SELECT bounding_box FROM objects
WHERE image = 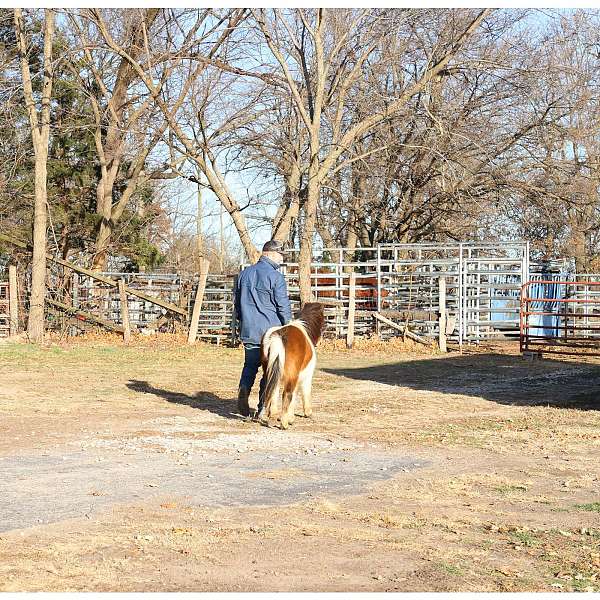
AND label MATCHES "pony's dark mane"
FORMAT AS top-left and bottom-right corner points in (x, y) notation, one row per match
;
(297, 302), (325, 345)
